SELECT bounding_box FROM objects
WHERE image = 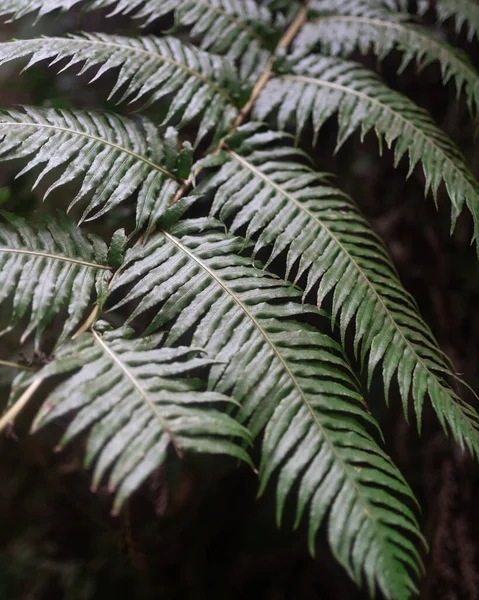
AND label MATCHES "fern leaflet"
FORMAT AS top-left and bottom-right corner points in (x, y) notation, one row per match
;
(110, 218), (422, 600)
(0, 211), (111, 344)
(255, 55), (479, 237)
(0, 108), (191, 230)
(297, 0), (479, 119)
(197, 125), (479, 457)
